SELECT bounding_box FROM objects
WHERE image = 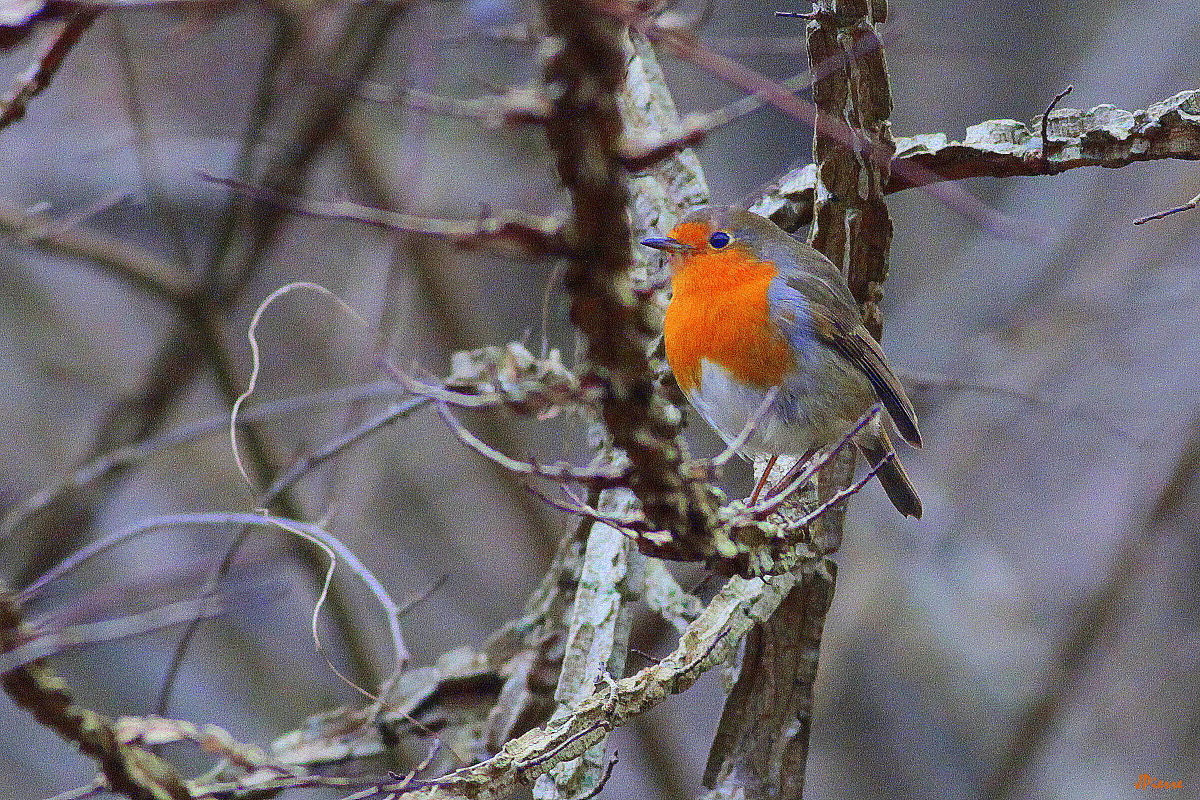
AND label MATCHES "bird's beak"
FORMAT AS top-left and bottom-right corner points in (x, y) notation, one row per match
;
(640, 236), (693, 254)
